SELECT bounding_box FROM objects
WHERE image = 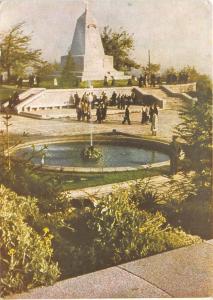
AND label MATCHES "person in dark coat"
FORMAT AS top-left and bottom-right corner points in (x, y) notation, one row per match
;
(170, 136), (181, 175)
(139, 75), (143, 87)
(104, 76), (108, 87)
(17, 77), (23, 88)
(127, 78), (132, 86)
(153, 103), (158, 115)
(122, 105), (131, 125)
(74, 92), (80, 107)
(29, 75), (34, 87)
(141, 105), (147, 124)
(36, 75), (40, 87)
(111, 76), (115, 87)
(149, 105), (155, 123)
(96, 106), (102, 123)
(111, 91), (117, 106)
(117, 94), (121, 109)
(121, 95), (125, 110)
